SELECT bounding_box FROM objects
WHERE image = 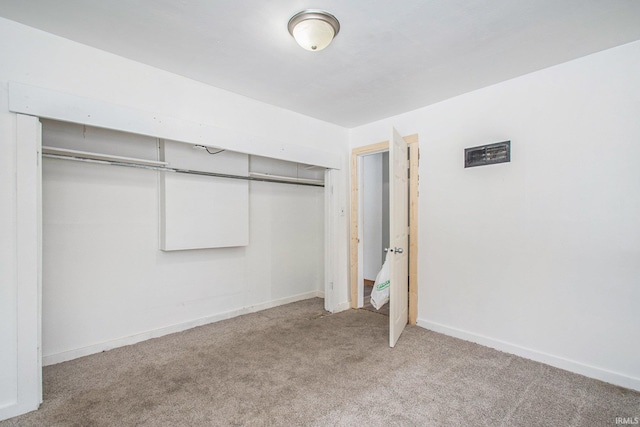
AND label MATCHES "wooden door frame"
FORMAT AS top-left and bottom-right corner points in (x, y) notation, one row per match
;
(350, 134), (419, 325)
